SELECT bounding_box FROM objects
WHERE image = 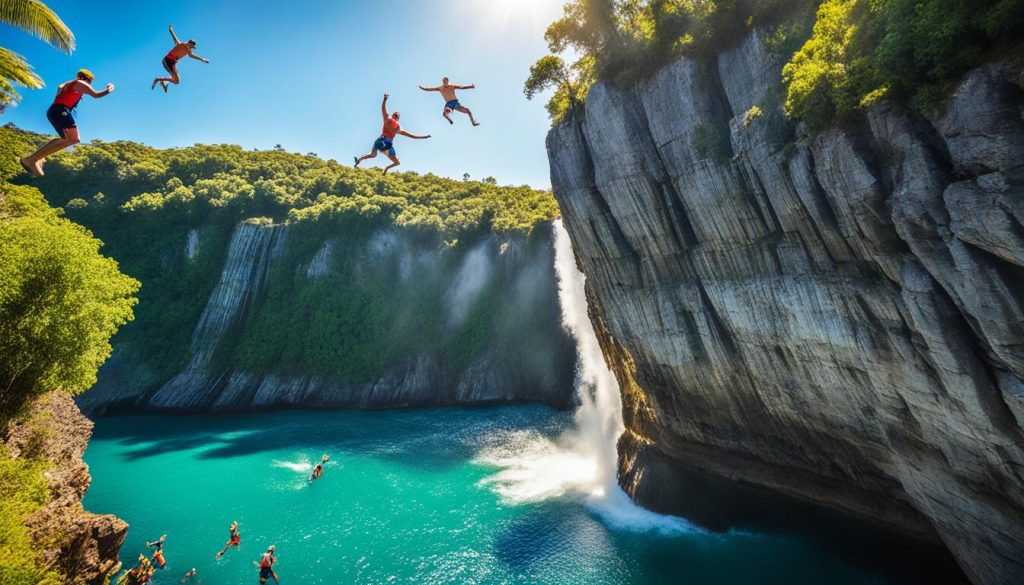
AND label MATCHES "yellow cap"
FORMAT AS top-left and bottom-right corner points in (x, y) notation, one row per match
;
(77, 69), (95, 81)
